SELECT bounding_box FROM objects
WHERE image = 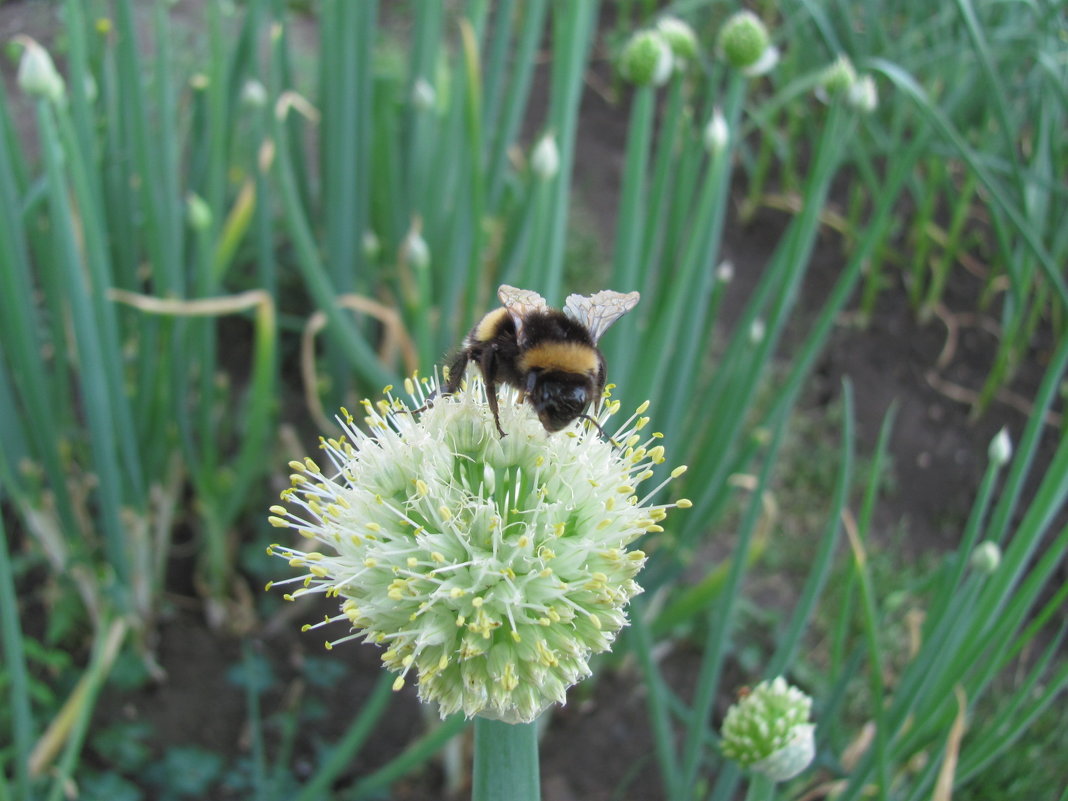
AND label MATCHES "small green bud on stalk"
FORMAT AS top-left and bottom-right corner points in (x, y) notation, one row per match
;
(988, 427), (1012, 467)
(816, 55), (858, 103)
(403, 228), (430, 271)
(718, 12), (779, 76)
(703, 108), (730, 156)
(655, 16), (699, 65)
(241, 79), (268, 109)
(721, 677), (815, 781)
(847, 75), (879, 113)
(186, 194), (213, 231)
(362, 230), (381, 261)
(531, 134), (560, 181)
(16, 37), (65, 103)
(412, 77), (437, 111)
(619, 30), (674, 87)
(970, 541), (1002, 575)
